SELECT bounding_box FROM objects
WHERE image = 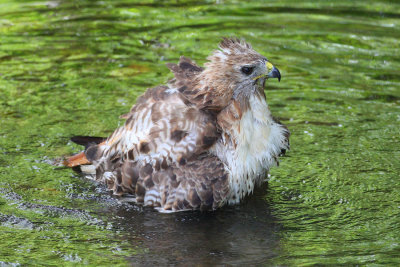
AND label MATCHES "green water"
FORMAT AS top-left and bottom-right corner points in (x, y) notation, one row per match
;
(0, 0), (399, 265)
